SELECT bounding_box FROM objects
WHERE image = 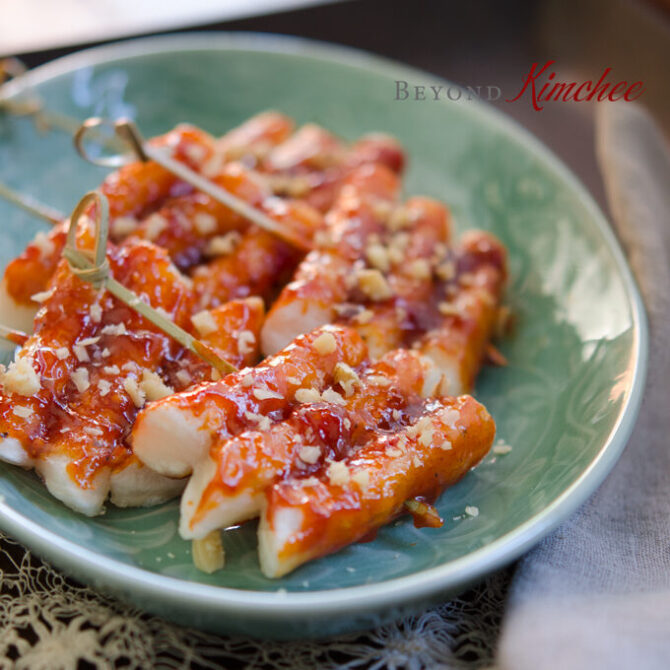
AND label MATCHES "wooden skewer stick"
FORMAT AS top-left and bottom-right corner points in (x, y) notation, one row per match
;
(0, 179), (64, 225)
(62, 190), (238, 376)
(0, 324), (29, 347)
(73, 117), (312, 252)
